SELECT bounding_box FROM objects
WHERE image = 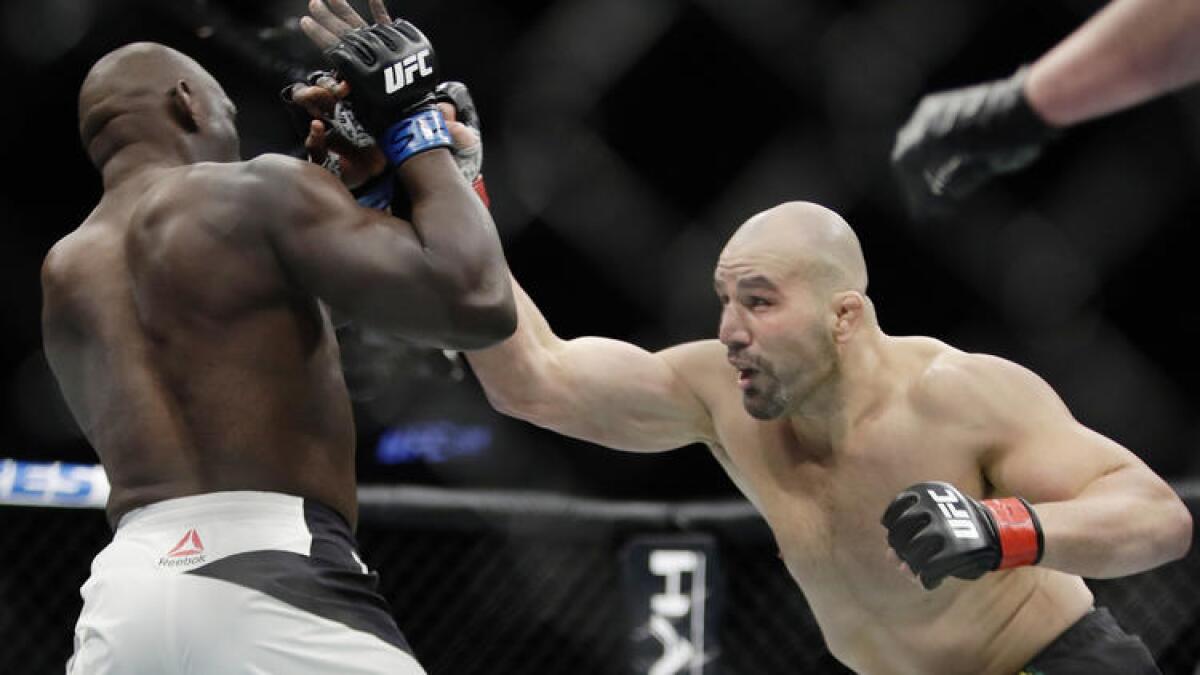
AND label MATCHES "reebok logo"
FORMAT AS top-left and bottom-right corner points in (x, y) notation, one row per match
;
(384, 50), (433, 94)
(158, 528), (207, 568)
(927, 487), (980, 540)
